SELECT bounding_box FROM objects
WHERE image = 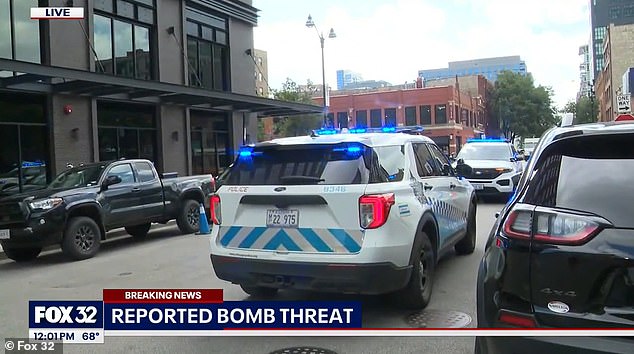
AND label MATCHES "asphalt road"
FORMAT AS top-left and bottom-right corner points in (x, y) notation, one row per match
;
(0, 201), (505, 354)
